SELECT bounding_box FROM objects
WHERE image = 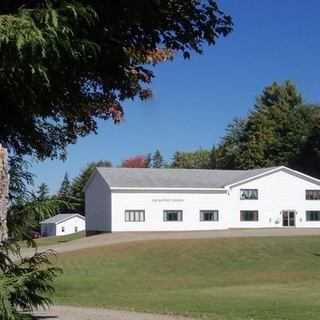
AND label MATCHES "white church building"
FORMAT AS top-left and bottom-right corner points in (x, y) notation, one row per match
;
(84, 166), (320, 233)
